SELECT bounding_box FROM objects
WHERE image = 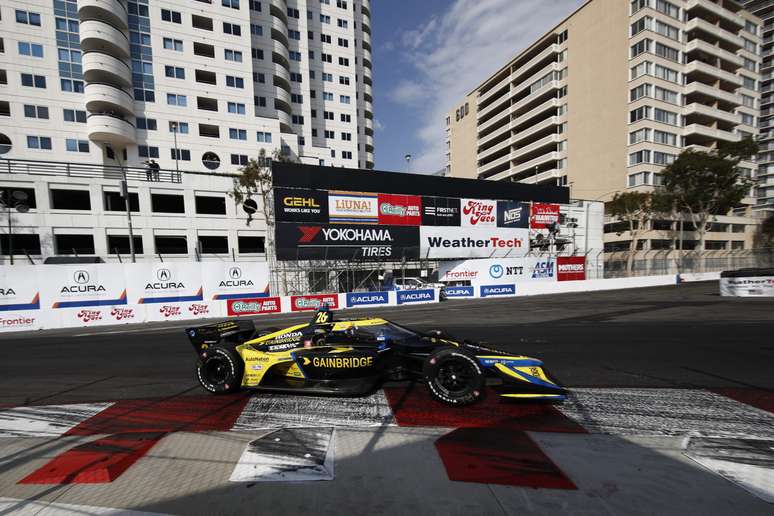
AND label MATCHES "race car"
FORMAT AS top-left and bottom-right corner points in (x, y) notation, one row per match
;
(185, 306), (566, 406)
